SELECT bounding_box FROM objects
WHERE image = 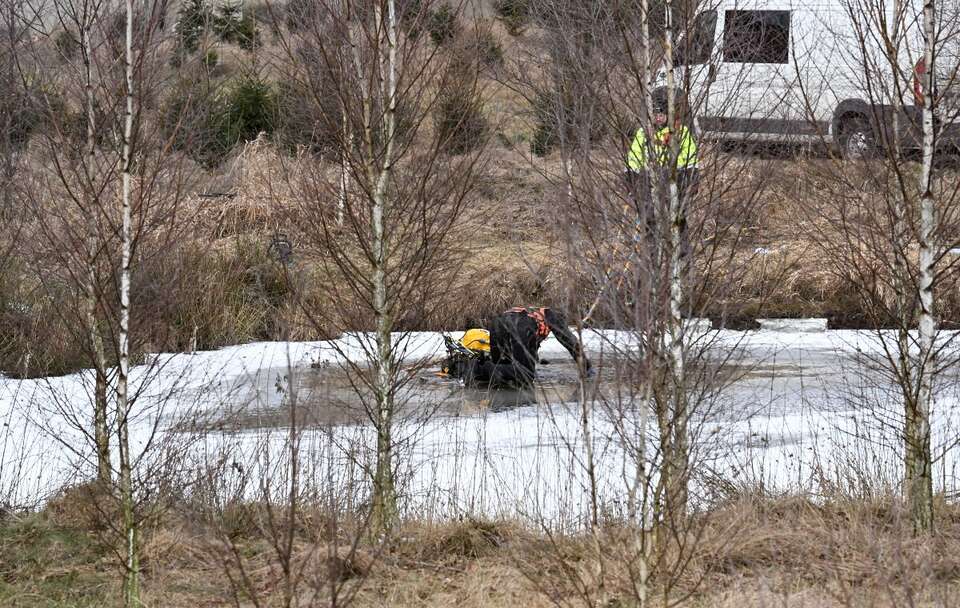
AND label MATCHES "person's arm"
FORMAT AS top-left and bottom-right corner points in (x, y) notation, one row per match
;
(627, 128), (646, 171)
(543, 308), (591, 371)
